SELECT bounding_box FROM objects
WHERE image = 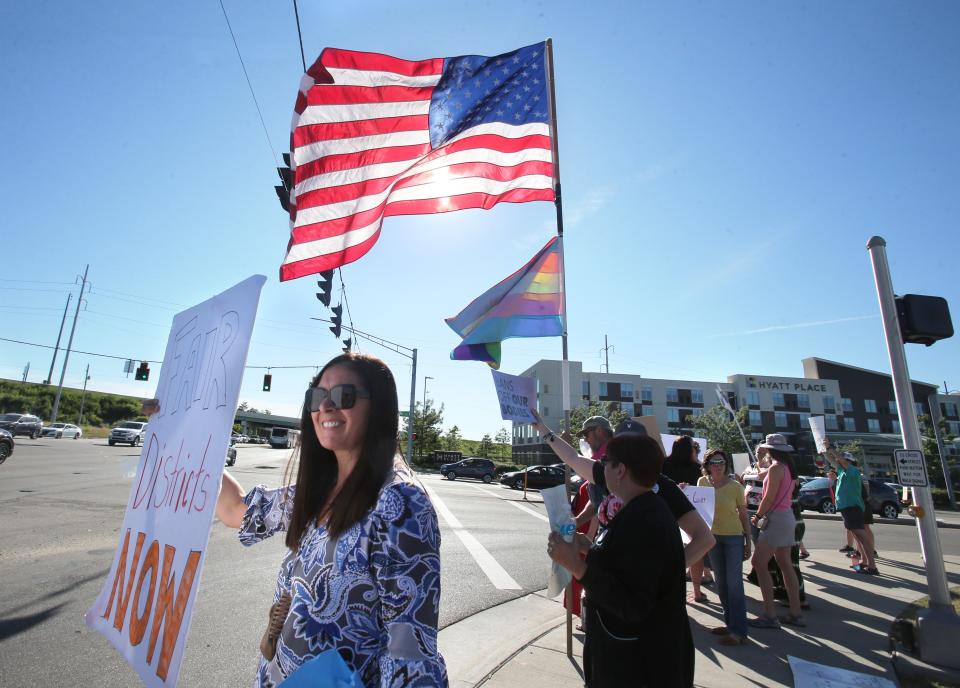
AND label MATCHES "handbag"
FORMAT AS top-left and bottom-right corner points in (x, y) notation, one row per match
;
(260, 592), (292, 661)
(755, 514), (769, 531)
